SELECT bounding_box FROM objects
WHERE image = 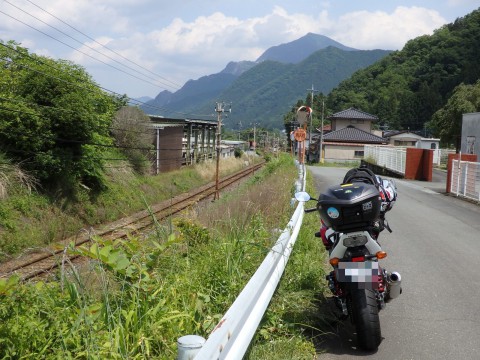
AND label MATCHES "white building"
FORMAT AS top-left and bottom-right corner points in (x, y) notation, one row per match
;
(384, 130), (440, 150)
